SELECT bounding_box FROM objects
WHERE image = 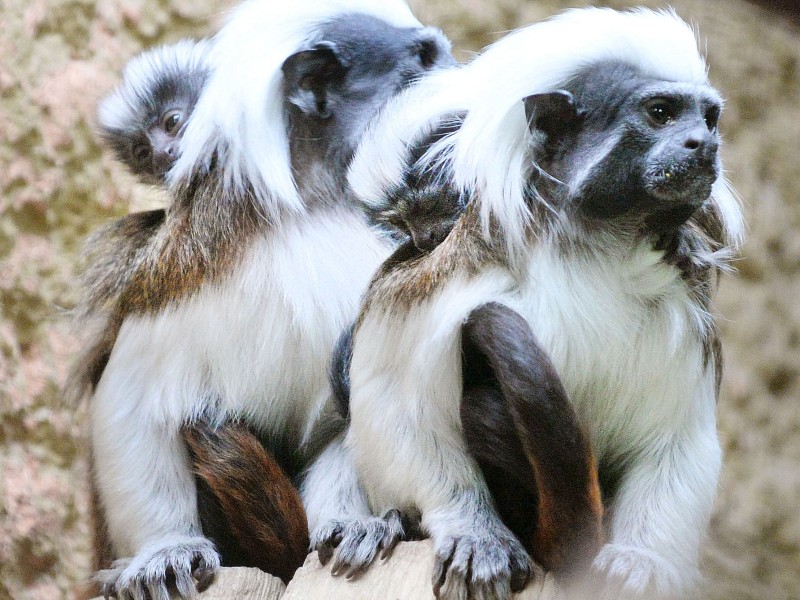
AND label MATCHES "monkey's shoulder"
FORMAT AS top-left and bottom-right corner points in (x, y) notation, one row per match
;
(363, 211), (501, 313)
(79, 209), (167, 314)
